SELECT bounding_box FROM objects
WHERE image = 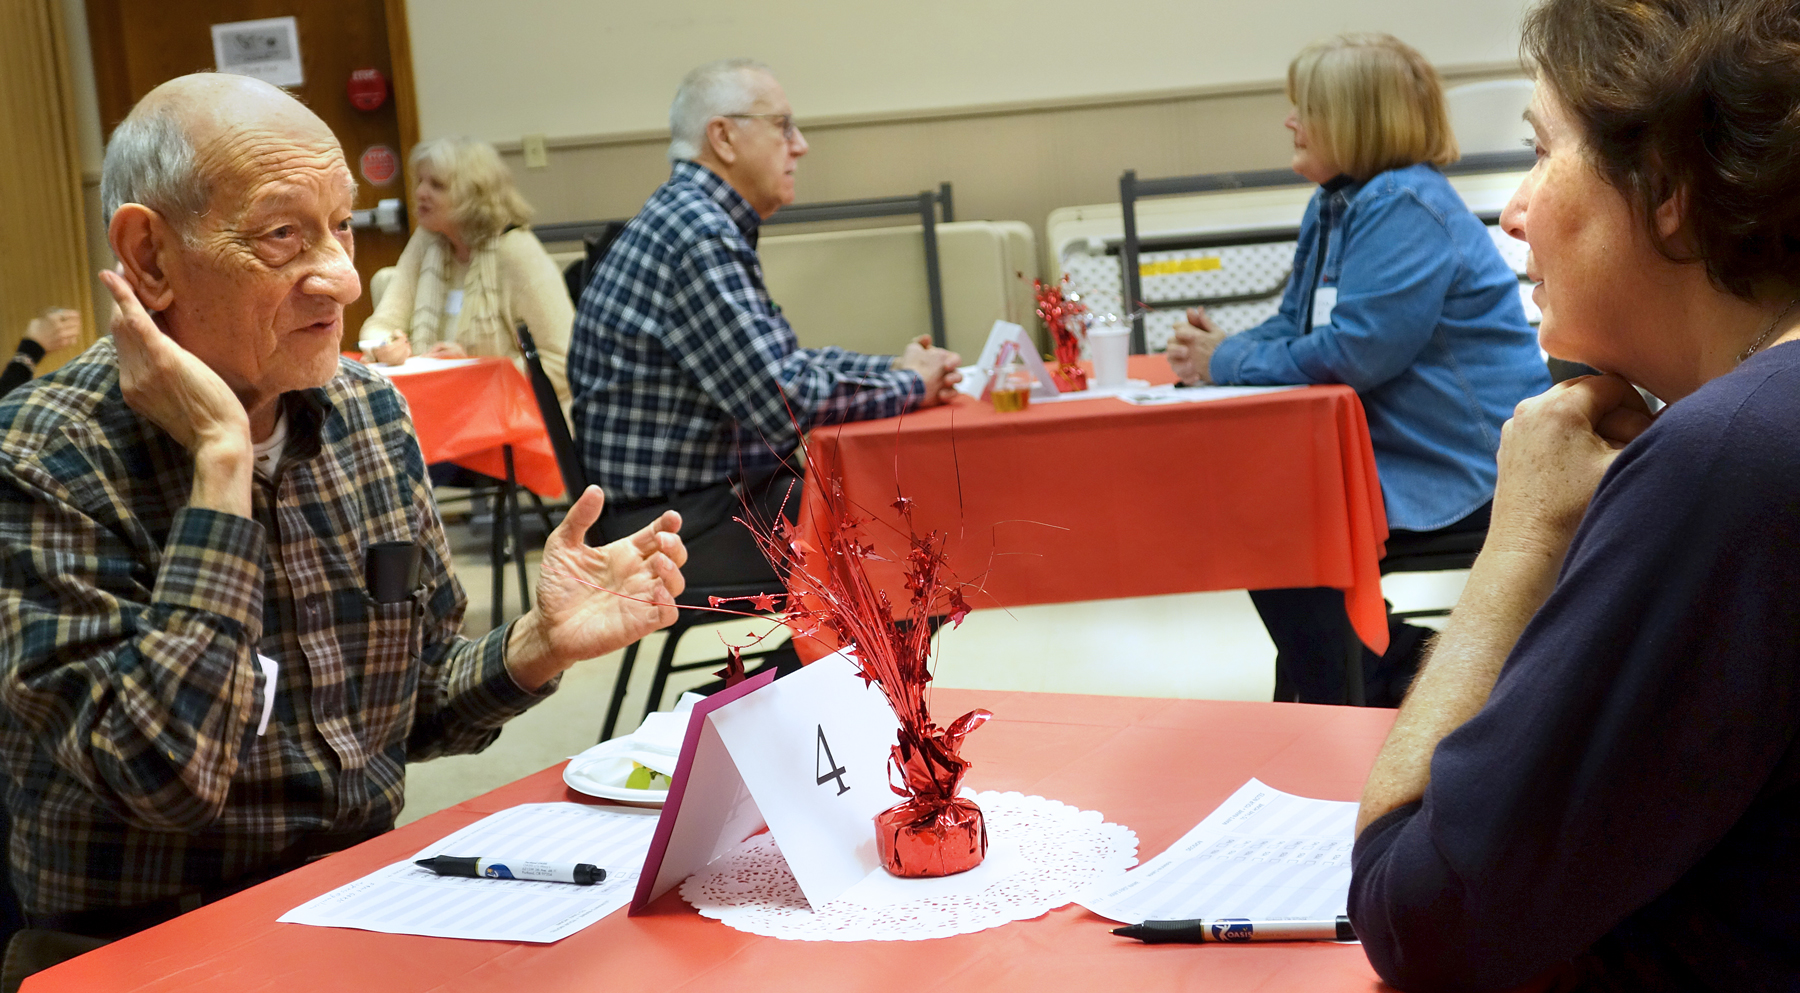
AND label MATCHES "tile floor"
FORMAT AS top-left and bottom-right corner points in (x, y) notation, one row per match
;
(396, 508), (1467, 826)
